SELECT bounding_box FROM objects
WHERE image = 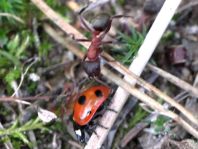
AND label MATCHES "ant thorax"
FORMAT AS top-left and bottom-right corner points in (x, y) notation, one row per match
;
(87, 36), (102, 61)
